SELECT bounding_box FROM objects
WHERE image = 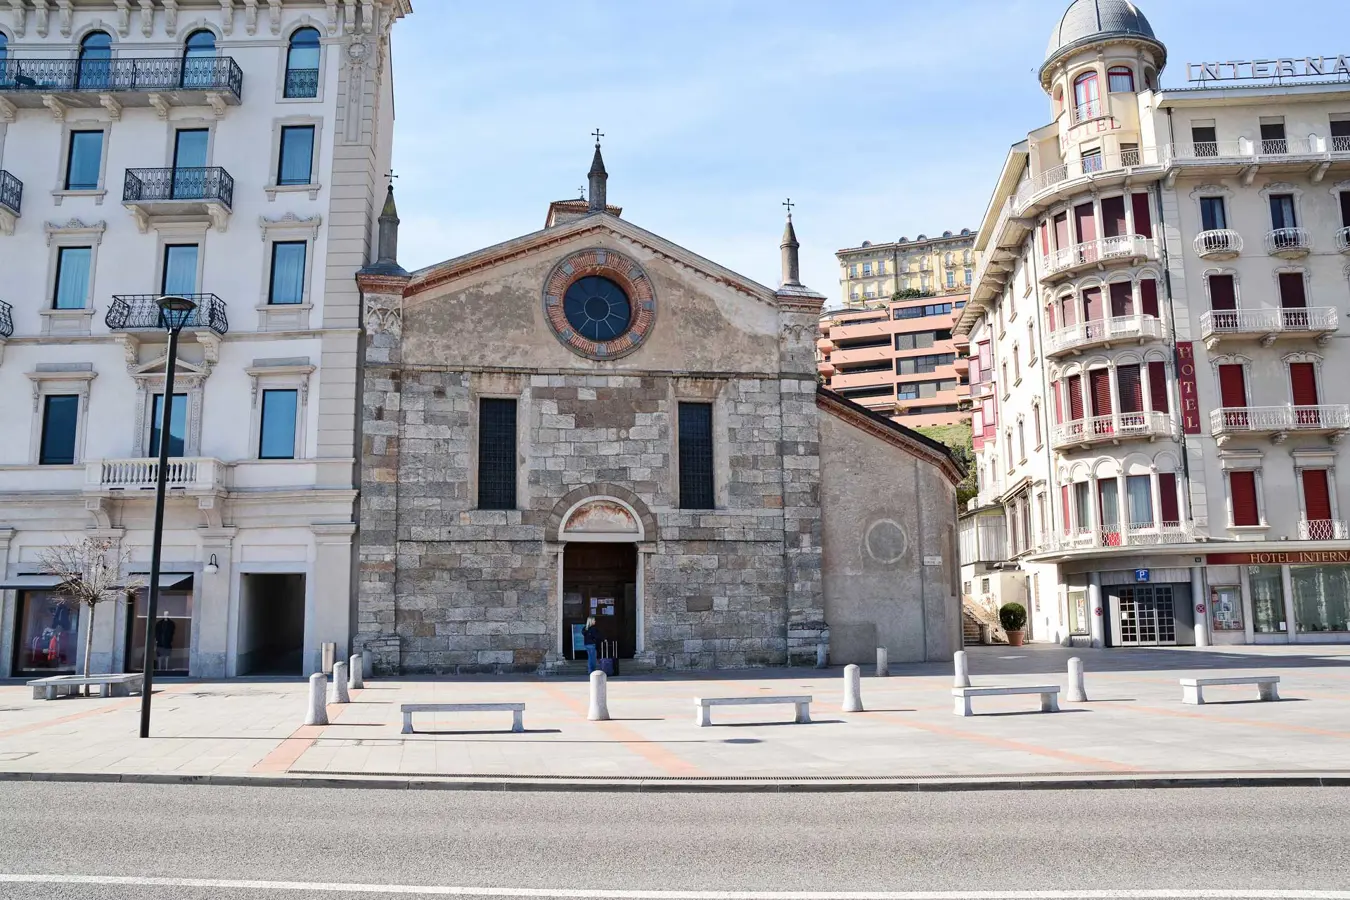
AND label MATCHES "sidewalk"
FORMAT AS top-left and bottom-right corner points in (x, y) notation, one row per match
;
(2, 644), (1348, 787)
